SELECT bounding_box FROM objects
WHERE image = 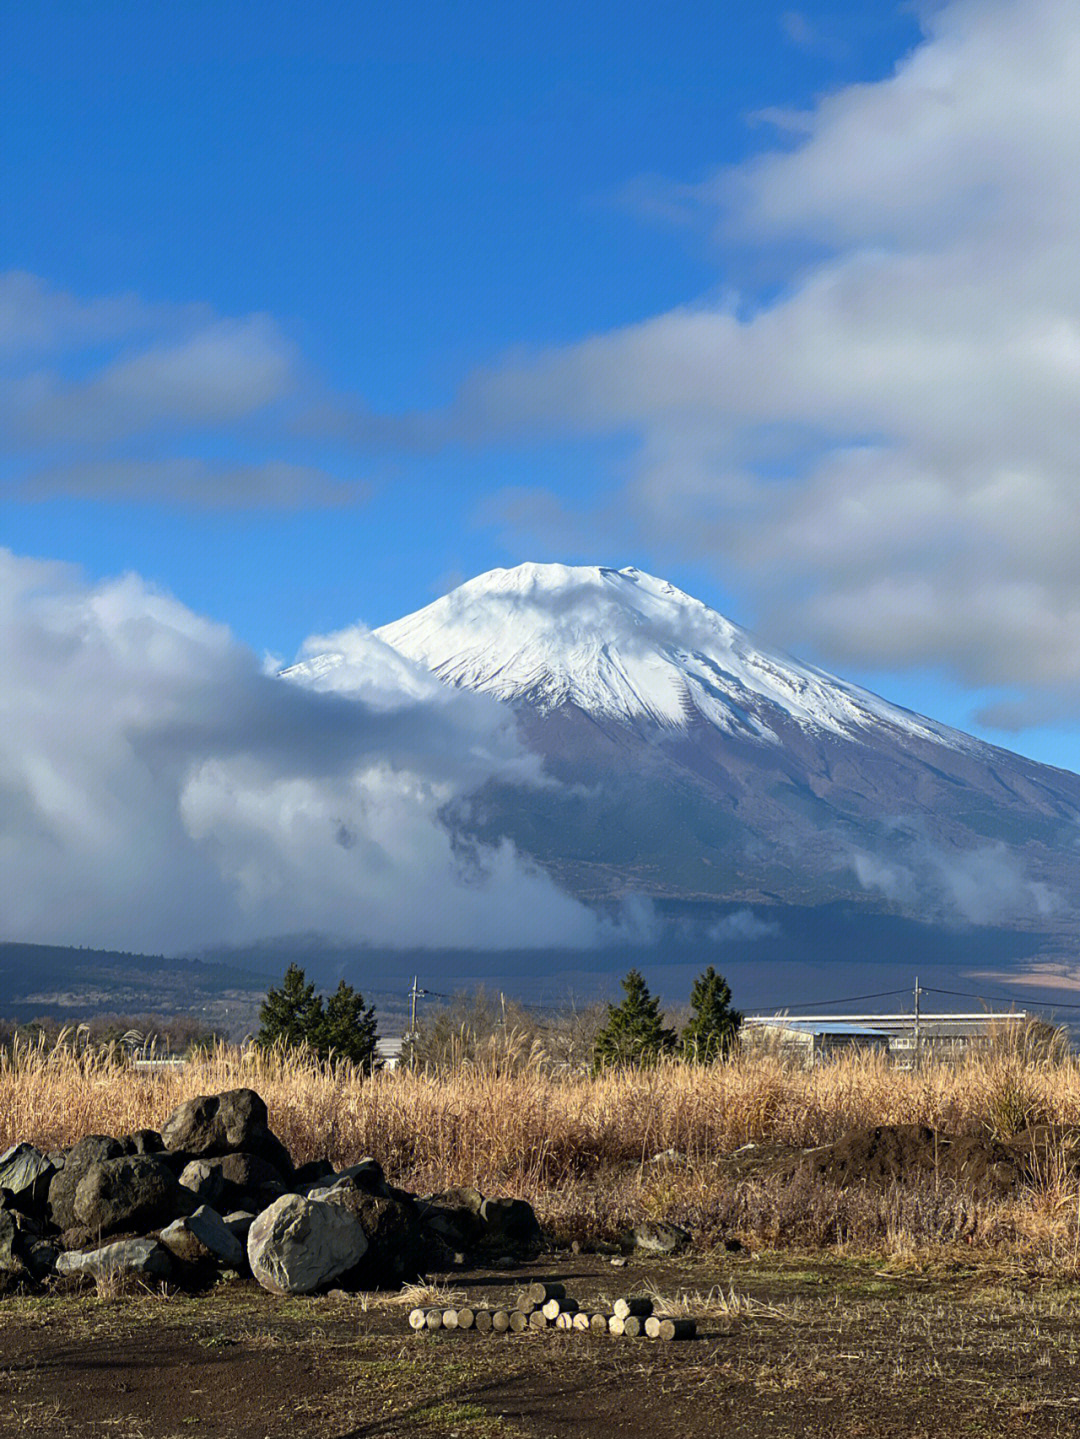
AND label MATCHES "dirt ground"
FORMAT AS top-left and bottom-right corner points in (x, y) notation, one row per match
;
(3, 1250), (1080, 1438)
